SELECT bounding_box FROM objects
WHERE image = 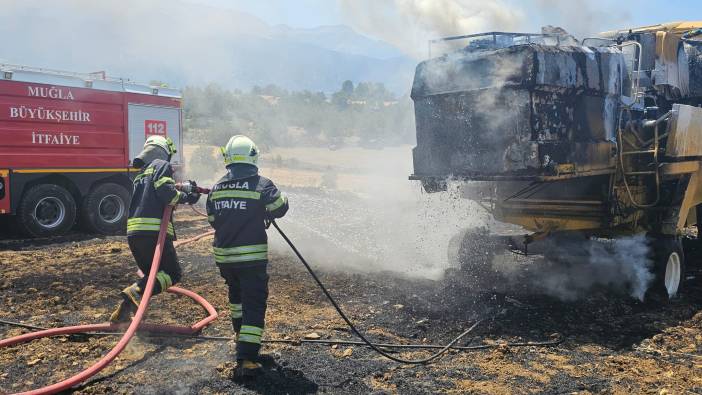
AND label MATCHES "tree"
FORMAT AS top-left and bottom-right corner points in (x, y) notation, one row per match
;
(341, 80), (354, 95)
(182, 80), (415, 149)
